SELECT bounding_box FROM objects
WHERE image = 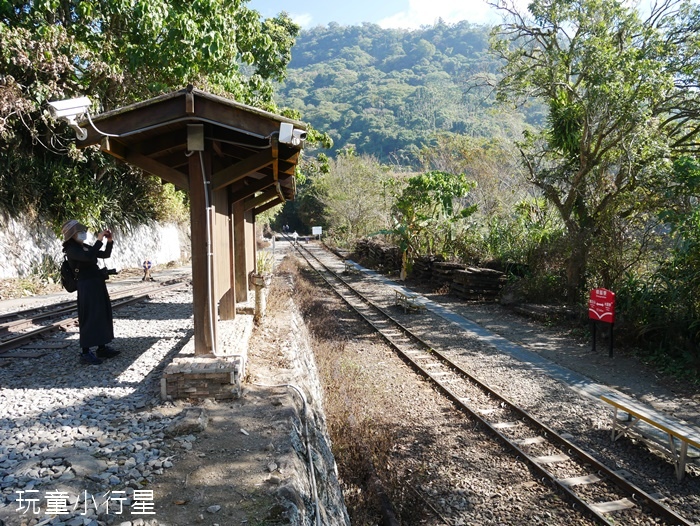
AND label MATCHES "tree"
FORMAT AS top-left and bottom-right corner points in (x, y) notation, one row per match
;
(309, 150), (393, 246)
(390, 170), (477, 277)
(489, 0), (700, 301)
(418, 133), (531, 217)
(0, 0), (299, 229)
(274, 21), (514, 167)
